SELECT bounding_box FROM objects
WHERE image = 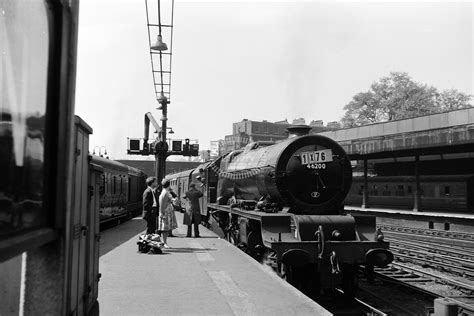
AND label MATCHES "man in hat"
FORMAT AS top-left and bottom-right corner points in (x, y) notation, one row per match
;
(183, 183), (203, 237)
(142, 177), (158, 234)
